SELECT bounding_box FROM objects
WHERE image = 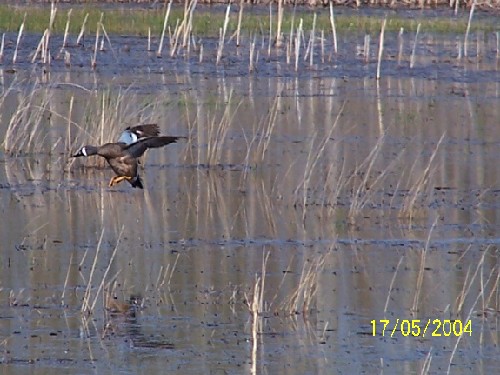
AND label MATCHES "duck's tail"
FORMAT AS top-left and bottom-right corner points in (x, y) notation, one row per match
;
(129, 175), (144, 189)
